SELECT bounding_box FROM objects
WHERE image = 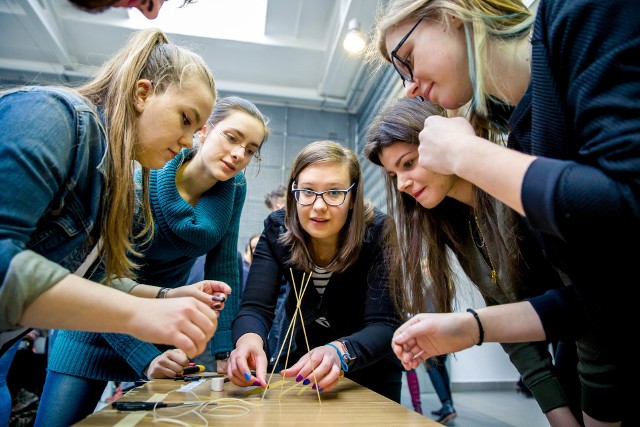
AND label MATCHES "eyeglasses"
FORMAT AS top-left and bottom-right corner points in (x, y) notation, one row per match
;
(291, 182), (356, 206)
(390, 18), (423, 87)
(211, 125), (262, 161)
